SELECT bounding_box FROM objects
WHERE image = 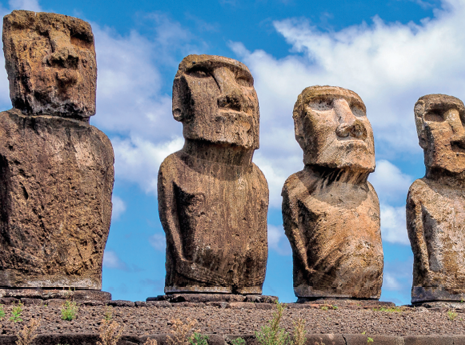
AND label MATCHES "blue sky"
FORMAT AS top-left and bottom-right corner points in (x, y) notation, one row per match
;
(0, 0), (459, 305)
